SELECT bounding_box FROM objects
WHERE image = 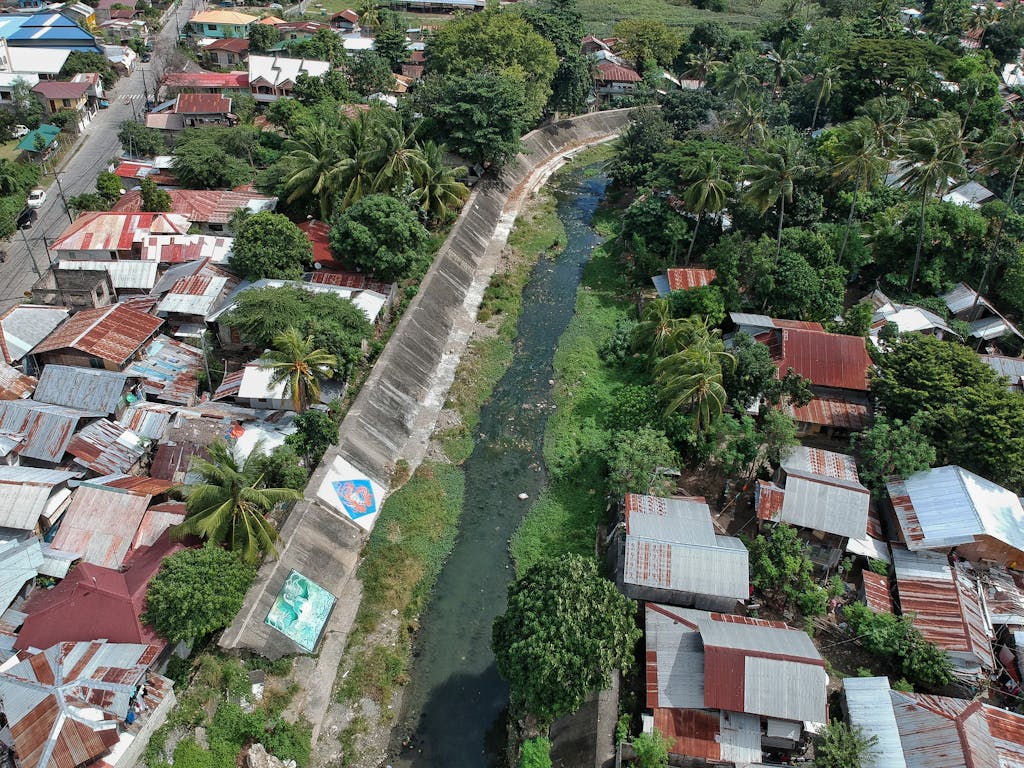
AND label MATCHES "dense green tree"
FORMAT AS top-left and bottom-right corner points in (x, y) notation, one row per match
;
(291, 70), (353, 105)
(516, 0), (582, 57)
(745, 233), (846, 322)
(871, 333), (1024, 492)
(606, 427), (679, 497)
(143, 544), (256, 644)
(287, 27), (342, 63)
(260, 328), (338, 412)
(743, 135), (810, 262)
(230, 212), (313, 281)
(285, 409), (339, 466)
(10, 77), (42, 128)
(659, 89), (720, 138)
(373, 13), (409, 70)
(612, 19), (683, 71)
(247, 23), (281, 53)
(415, 72), (531, 167)
(426, 8), (558, 124)
(173, 440), (302, 563)
(95, 171), (123, 204)
(492, 555), (641, 724)
(346, 51), (394, 96)
(843, 602), (955, 688)
(632, 730), (672, 768)
(814, 722), (878, 768)
(549, 53), (591, 116)
(667, 286), (726, 326)
(140, 177), (171, 212)
(611, 107), (672, 187)
(852, 414), (936, 493)
(519, 737), (552, 768)
(60, 51), (116, 90)
(248, 445), (309, 492)
(118, 120), (165, 157)
(329, 193), (431, 281)
(832, 301), (875, 337)
(172, 133), (252, 189)
(748, 523), (827, 616)
(224, 286), (372, 377)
